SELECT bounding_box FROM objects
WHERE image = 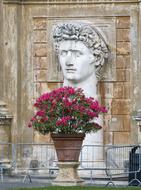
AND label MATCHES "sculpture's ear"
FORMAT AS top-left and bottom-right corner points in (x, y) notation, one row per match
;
(89, 54), (96, 64)
(94, 54), (105, 66)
